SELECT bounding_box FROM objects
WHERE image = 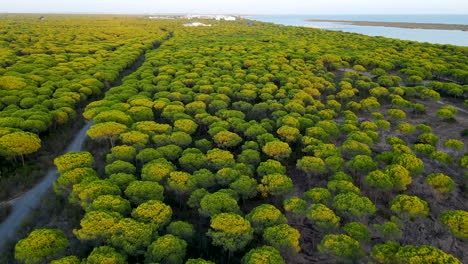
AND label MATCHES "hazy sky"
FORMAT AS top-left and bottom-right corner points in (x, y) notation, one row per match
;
(1, 0), (467, 14)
